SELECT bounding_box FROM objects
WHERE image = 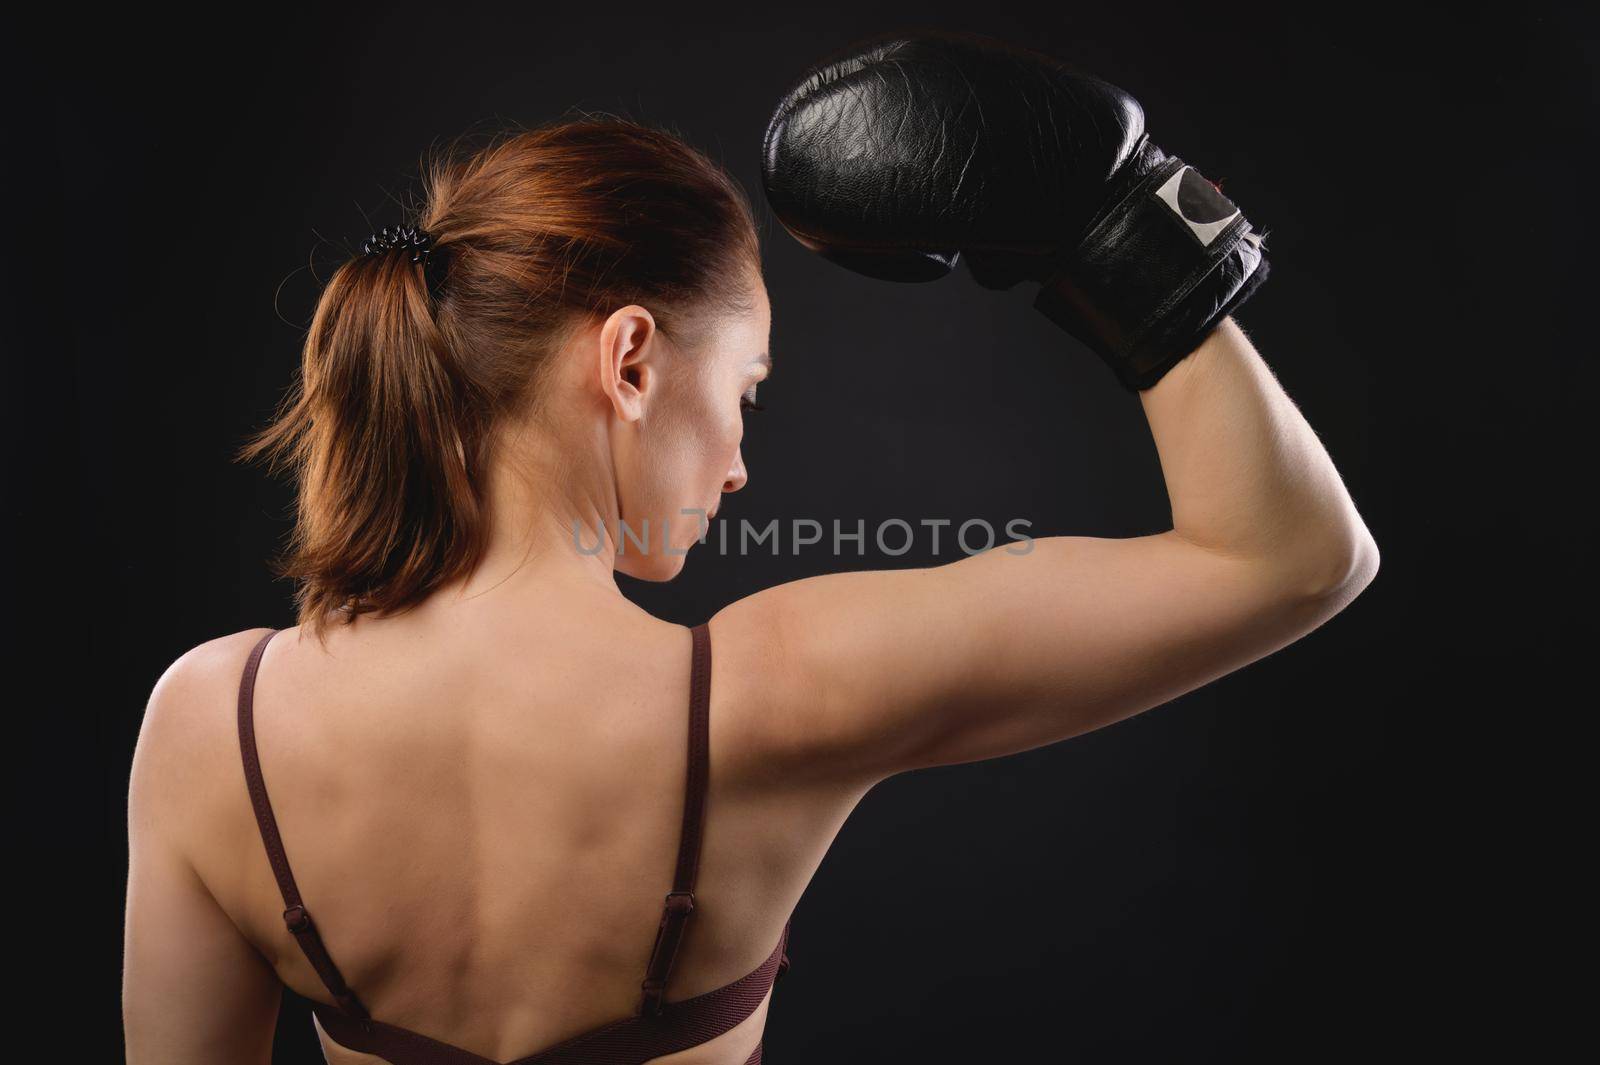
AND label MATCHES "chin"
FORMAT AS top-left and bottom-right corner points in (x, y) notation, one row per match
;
(615, 552), (690, 582)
